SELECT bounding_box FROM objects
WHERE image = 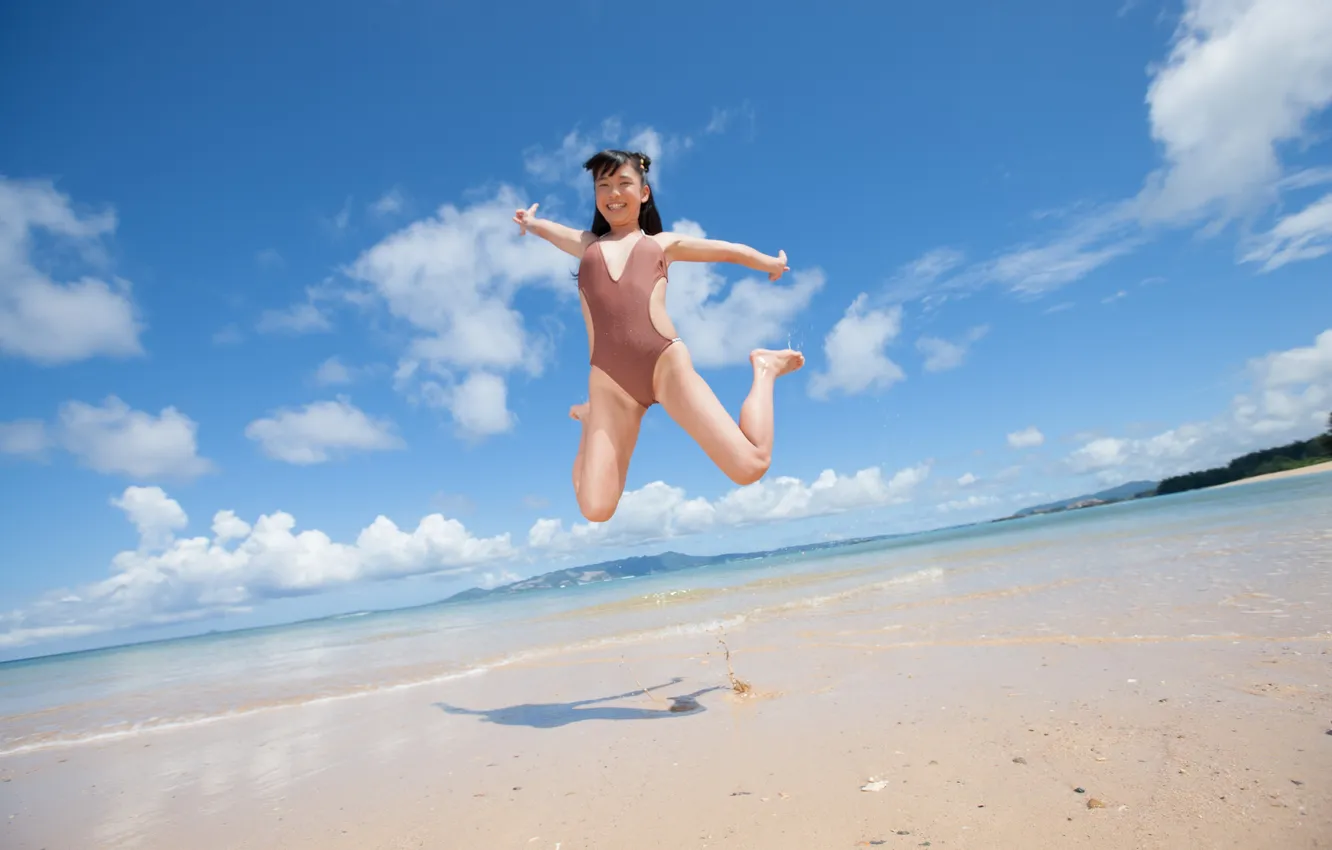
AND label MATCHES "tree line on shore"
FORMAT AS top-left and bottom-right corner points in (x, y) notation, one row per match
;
(1154, 413), (1332, 496)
